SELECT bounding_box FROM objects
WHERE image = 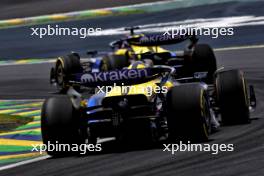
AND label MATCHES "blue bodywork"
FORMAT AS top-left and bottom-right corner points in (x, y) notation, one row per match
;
(87, 93), (105, 108)
(91, 59), (102, 73)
